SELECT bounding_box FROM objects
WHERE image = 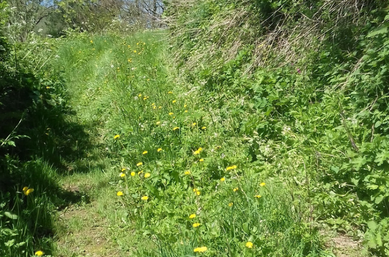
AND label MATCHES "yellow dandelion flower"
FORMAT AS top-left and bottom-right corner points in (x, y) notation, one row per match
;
(185, 110), (188, 113)
(168, 91), (173, 94)
(117, 191), (124, 196)
(119, 173), (126, 178)
(156, 121), (161, 125)
(159, 106), (162, 109)
(192, 122), (196, 126)
(184, 171), (191, 175)
(143, 151), (148, 155)
(24, 188), (34, 196)
(173, 127), (179, 131)
(121, 168), (126, 171)
(226, 165), (237, 171)
(189, 214), (196, 219)
(138, 170), (143, 175)
(138, 93), (142, 97)
(201, 126), (206, 130)
(153, 106), (156, 109)
(172, 100), (176, 103)
(157, 148), (163, 152)
(90, 40), (93, 43)
(233, 187), (239, 192)
(193, 223), (201, 228)
(220, 177), (225, 182)
(199, 159), (204, 162)
(141, 196), (148, 201)
(144, 172), (151, 178)
(137, 162), (143, 166)
(128, 58), (132, 62)
(196, 190), (201, 195)
(35, 250), (44, 256)
(23, 187), (28, 193)
(184, 104), (187, 108)
(131, 172), (135, 176)
(193, 147), (202, 155)
(228, 202), (233, 207)
(134, 50), (137, 53)
(114, 135), (120, 139)
(255, 195), (261, 198)
(194, 247), (207, 253)
(169, 112), (174, 115)
(246, 242), (253, 248)
(260, 182), (266, 187)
